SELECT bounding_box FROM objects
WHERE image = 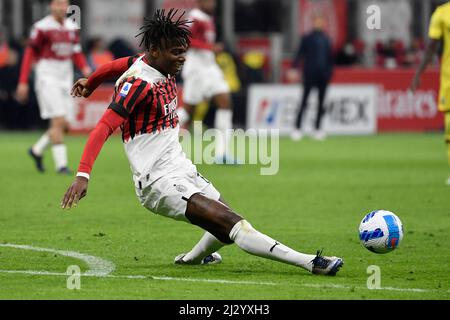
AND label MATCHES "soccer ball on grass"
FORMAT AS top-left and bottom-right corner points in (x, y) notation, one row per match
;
(359, 210), (403, 254)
